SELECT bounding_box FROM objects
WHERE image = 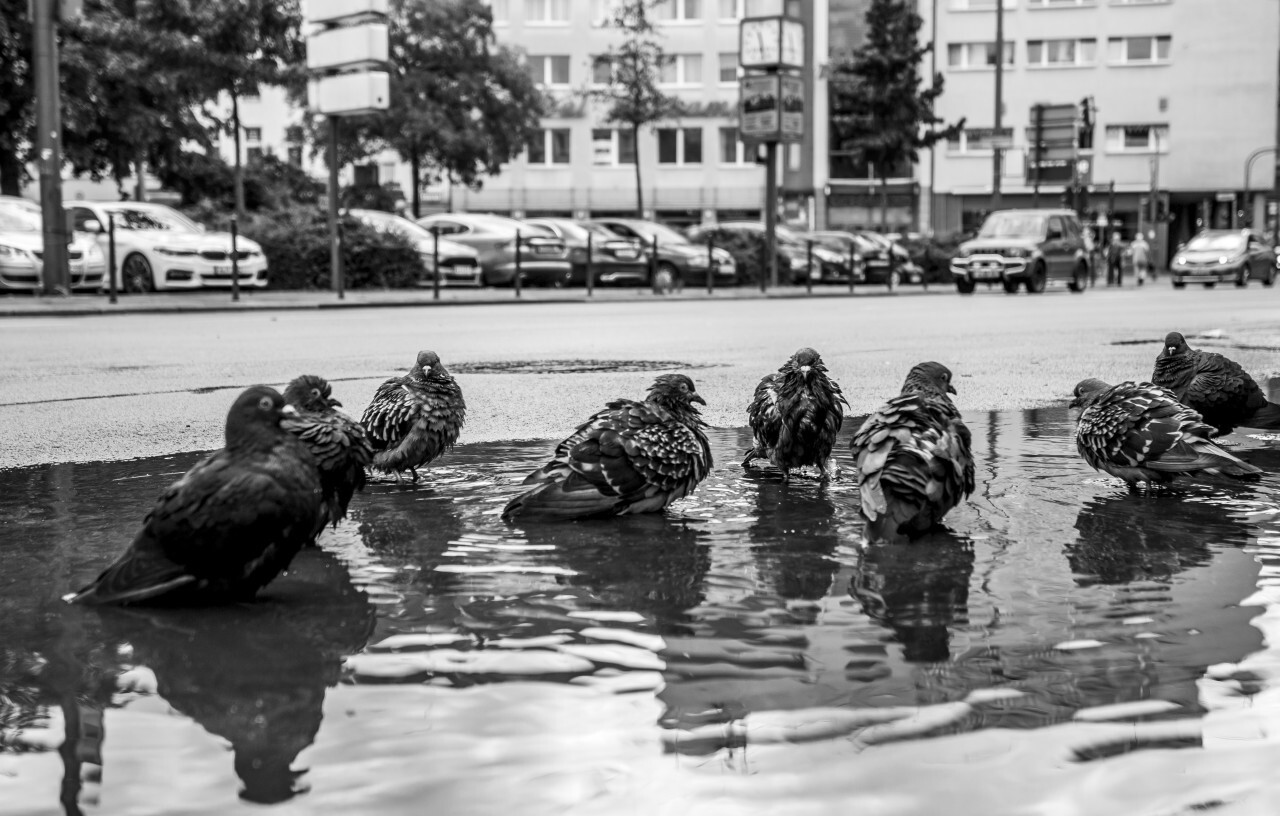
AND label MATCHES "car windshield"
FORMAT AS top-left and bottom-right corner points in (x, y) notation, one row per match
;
(978, 213), (1048, 238)
(533, 221), (588, 241)
(810, 235), (849, 252)
(624, 221), (690, 246)
(0, 201), (41, 232)
(584, 223), (625, 241)
(1185, 233), (1245, 252)
(102, 206), (200, 232)
(355, 210), (431, 241)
